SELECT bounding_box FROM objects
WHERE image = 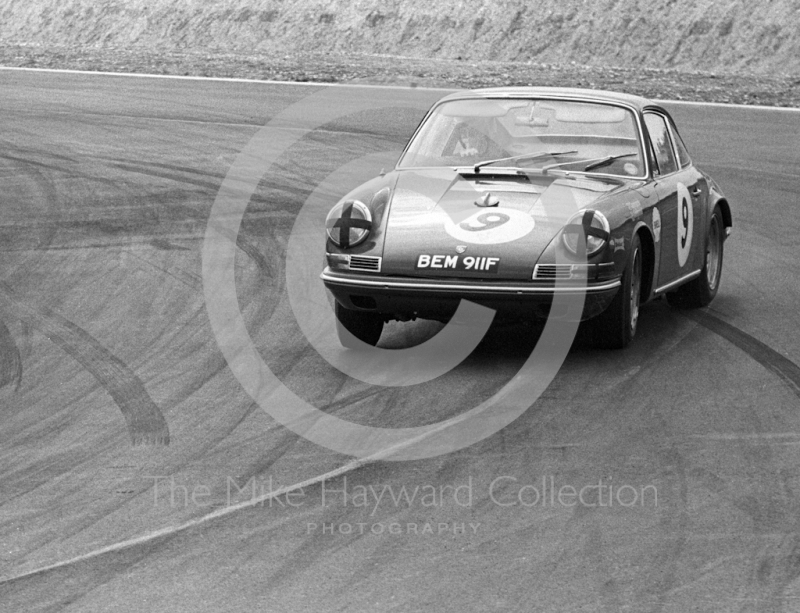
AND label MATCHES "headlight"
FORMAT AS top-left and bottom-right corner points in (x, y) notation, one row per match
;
(325, 200), (372, 248)
(561, 209), (610, 257)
